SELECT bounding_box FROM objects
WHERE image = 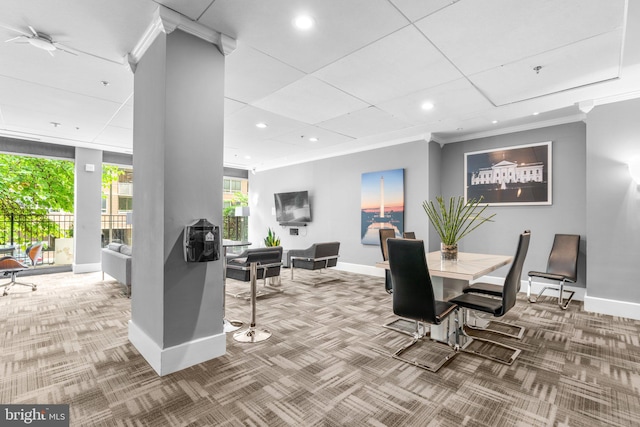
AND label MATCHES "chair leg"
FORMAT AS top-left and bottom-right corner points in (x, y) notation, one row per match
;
(233, 262), (271, 343)
(458, 309), (521, 365)
(1, 272), (37, 296)
(392, 318), (457, 373)
(383, 318), (429, 337)
(529, 277), (575, 310)
(464, 311), (525, 340)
